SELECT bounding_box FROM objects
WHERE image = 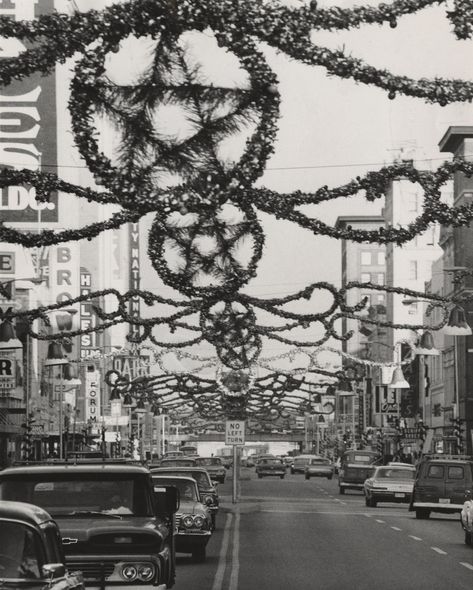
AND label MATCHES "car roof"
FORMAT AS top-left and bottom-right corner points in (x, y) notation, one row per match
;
(0, 464), (150, 475)
(0, 500), (55, 526)
(150, 466), (209, 473)
(151, 475), (197, 484)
